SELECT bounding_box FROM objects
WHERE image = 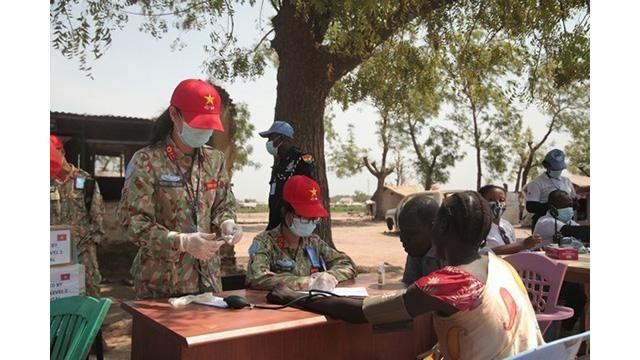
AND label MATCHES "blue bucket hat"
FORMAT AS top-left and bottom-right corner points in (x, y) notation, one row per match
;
(543, 149), (567, 170)
(259, 121), (294, 139)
